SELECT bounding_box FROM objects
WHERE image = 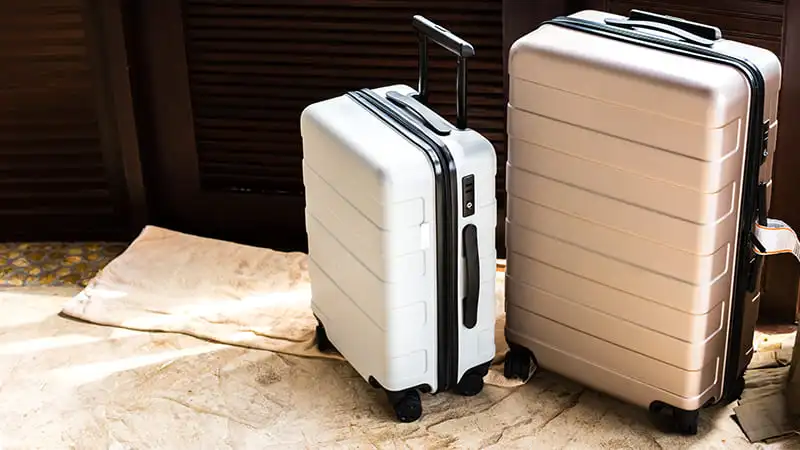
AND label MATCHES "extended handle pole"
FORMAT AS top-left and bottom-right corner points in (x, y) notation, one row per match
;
(412, 15), (475, 130)
(457, 57), (467, 130)
(418, 36), (429, 104)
